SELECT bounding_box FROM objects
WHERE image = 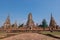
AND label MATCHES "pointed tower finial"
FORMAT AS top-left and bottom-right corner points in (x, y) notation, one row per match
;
(7, 14), (10, 19)
(51, 13), (53, 18)
(28, 12), (32, 20)
(51, 13), (52, 17)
